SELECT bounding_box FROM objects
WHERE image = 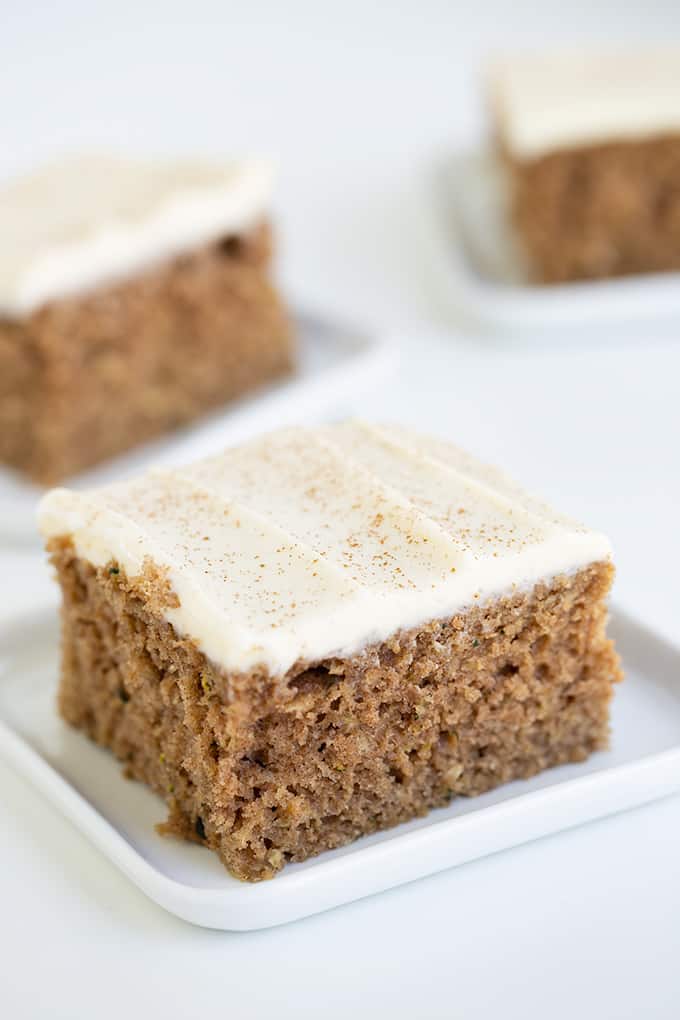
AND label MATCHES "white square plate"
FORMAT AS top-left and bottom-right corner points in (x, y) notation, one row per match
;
(0, 308), (391, 544)
(1, 607), (679, 930)
(436, 151), (680, 331)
